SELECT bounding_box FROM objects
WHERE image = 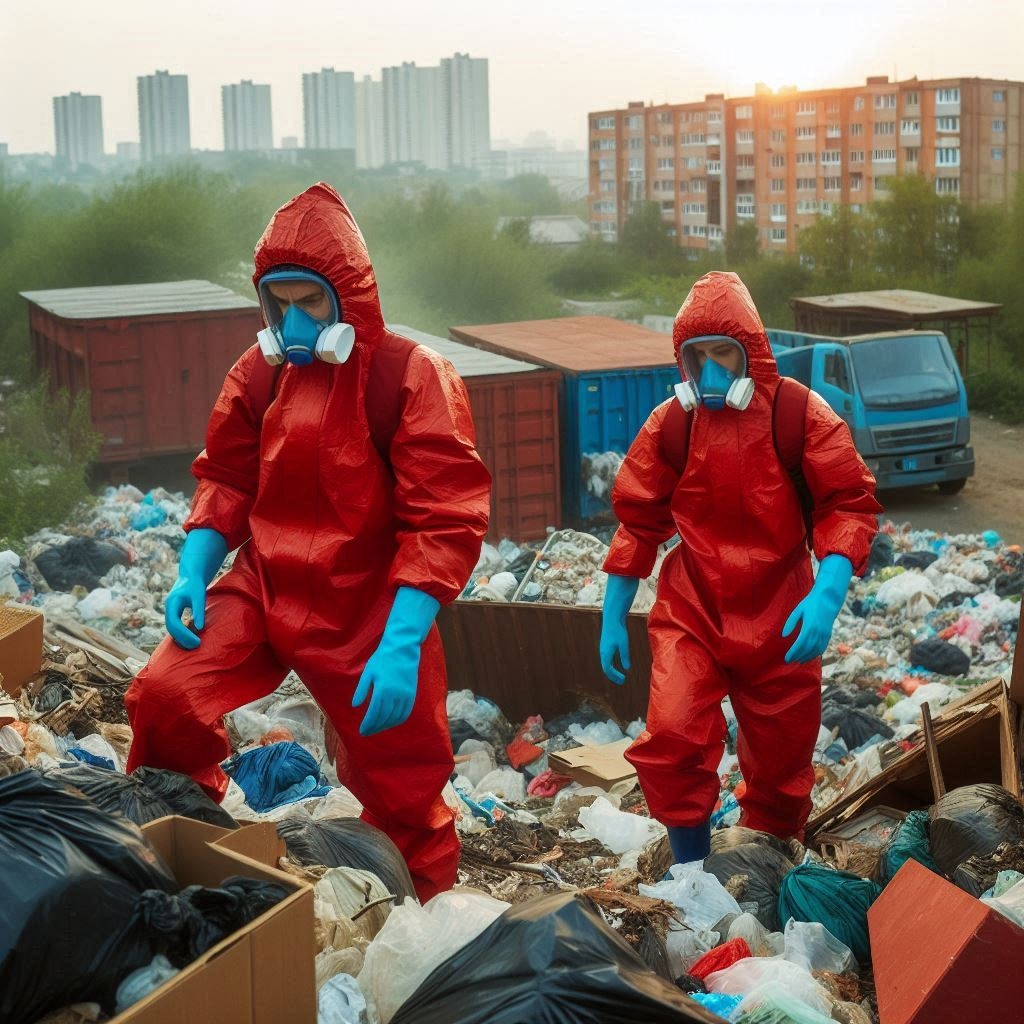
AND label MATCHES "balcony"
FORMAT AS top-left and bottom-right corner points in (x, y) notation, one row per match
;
(706, 160), (722, 174)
